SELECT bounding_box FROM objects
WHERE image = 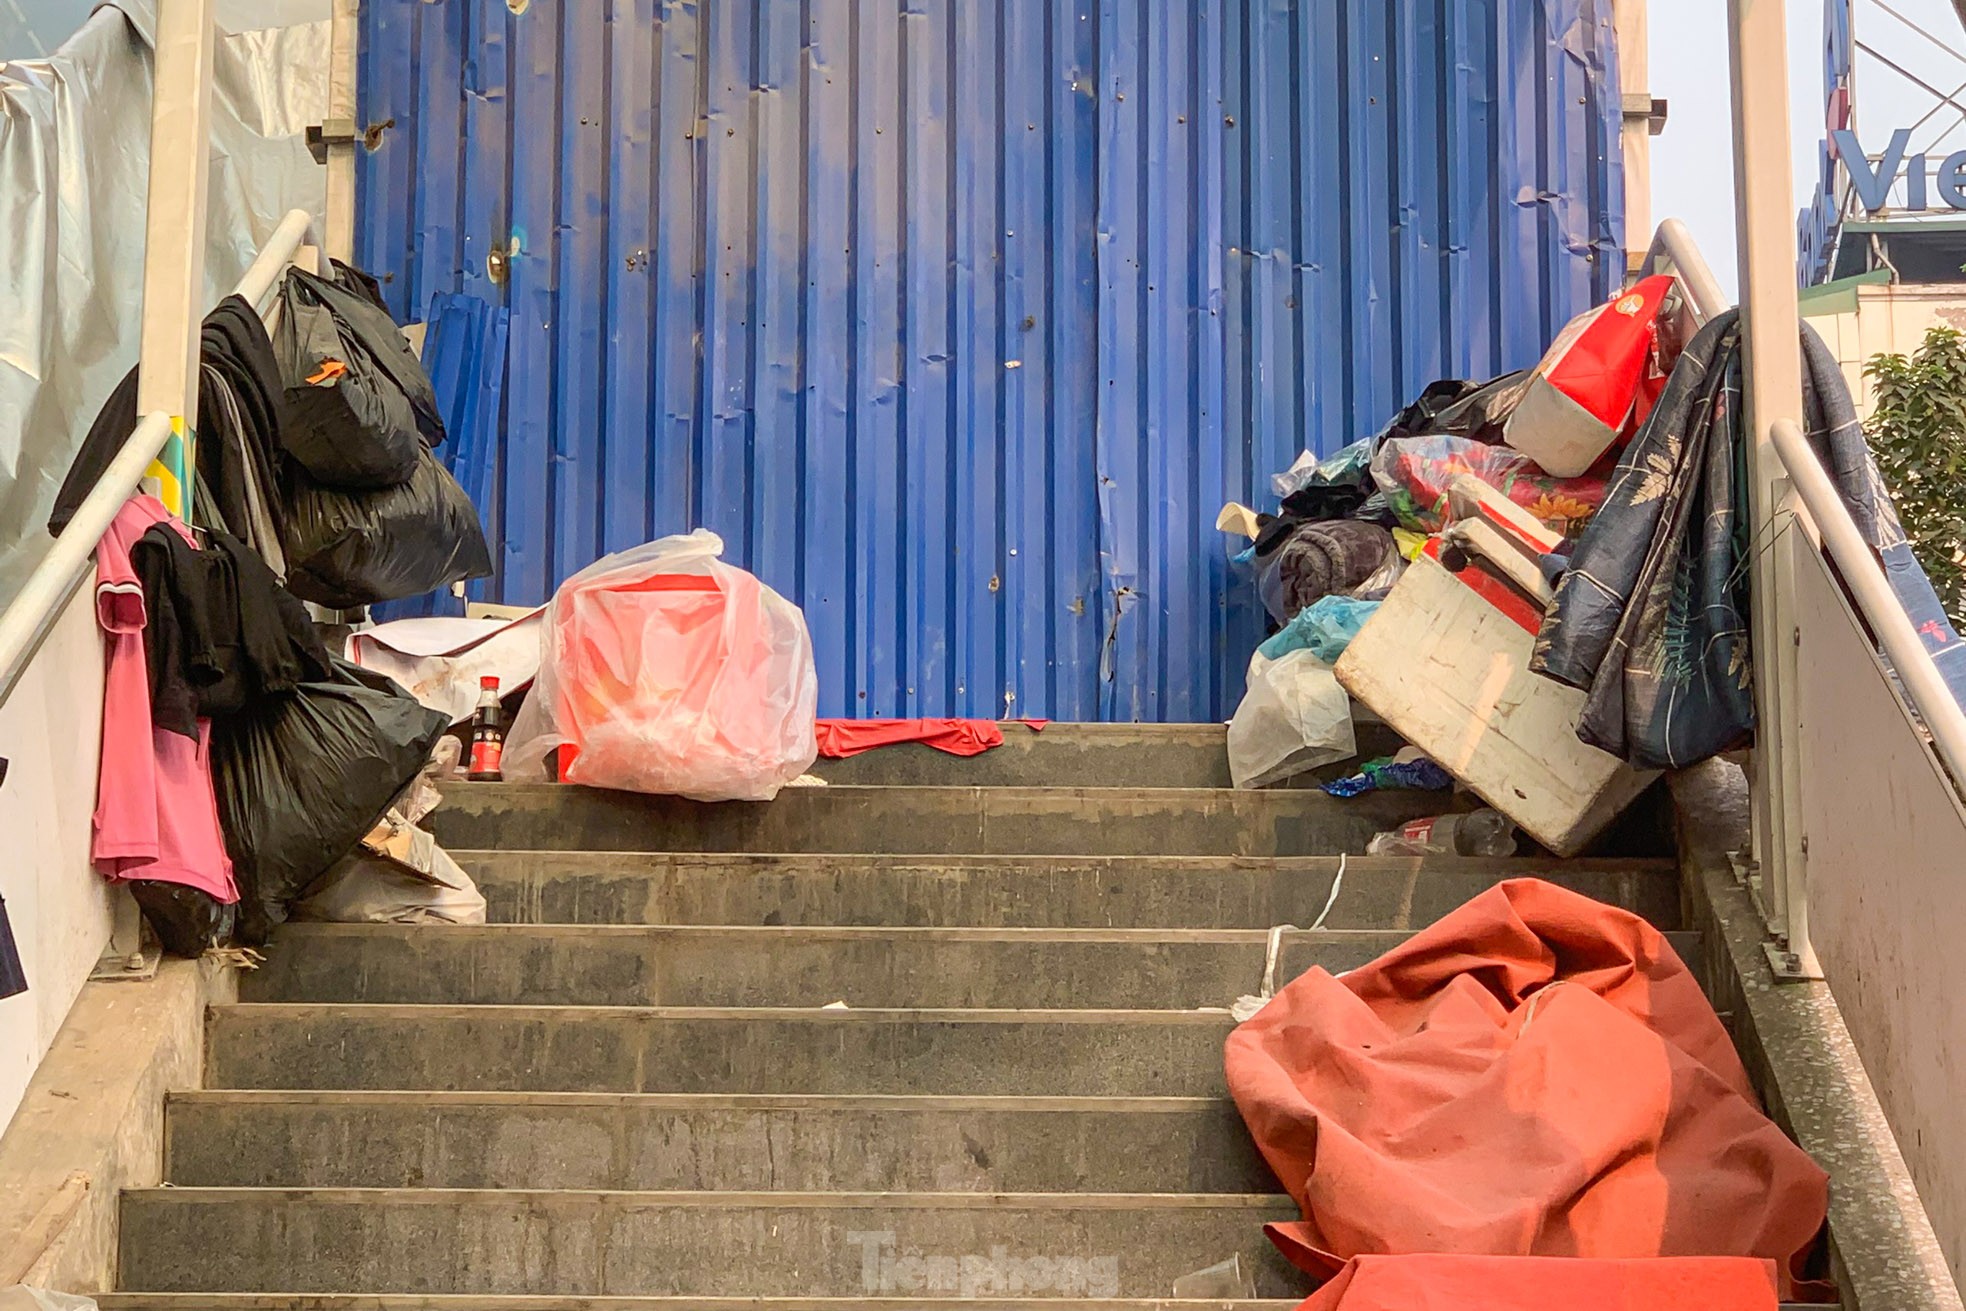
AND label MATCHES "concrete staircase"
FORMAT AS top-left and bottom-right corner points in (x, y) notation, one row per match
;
(105, 724), (1688, 1309)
